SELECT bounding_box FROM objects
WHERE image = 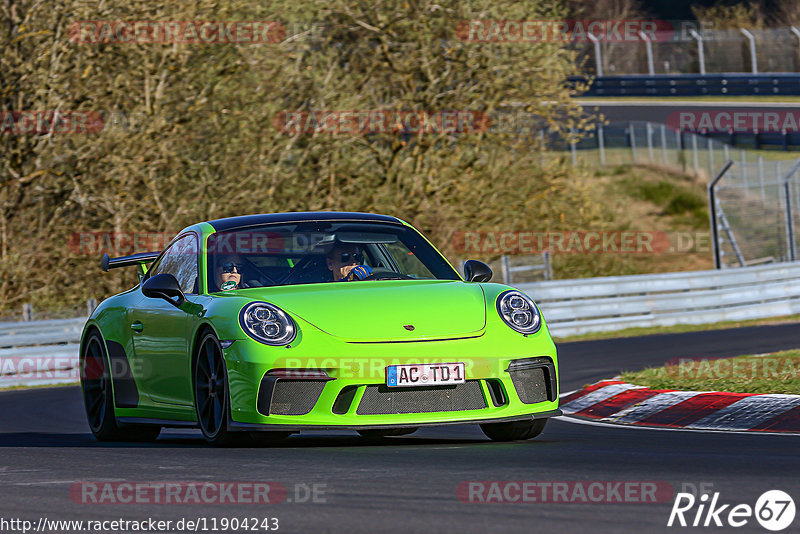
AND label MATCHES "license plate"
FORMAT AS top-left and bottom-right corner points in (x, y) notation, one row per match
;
(386, 362), (465, 387)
